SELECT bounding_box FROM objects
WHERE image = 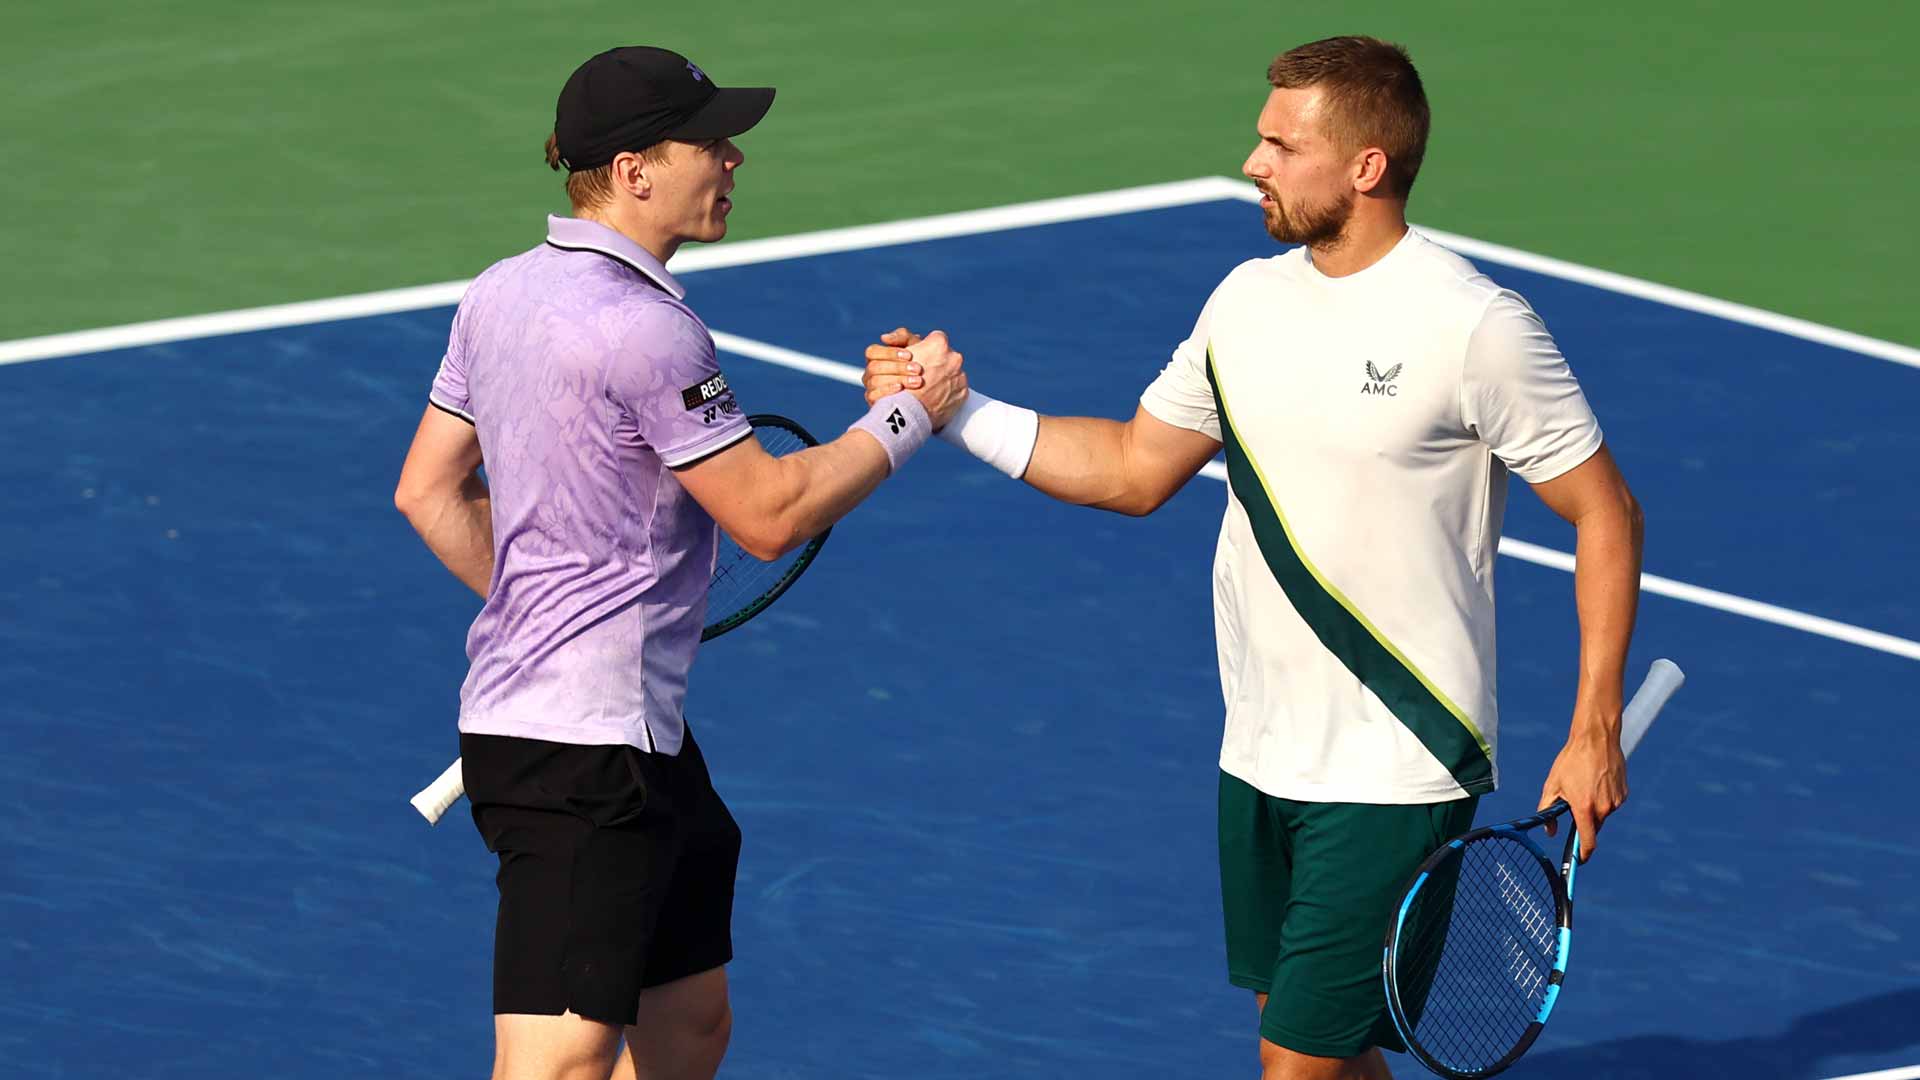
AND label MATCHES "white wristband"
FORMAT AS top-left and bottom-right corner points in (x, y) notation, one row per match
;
(936, 389), (1039, 479)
